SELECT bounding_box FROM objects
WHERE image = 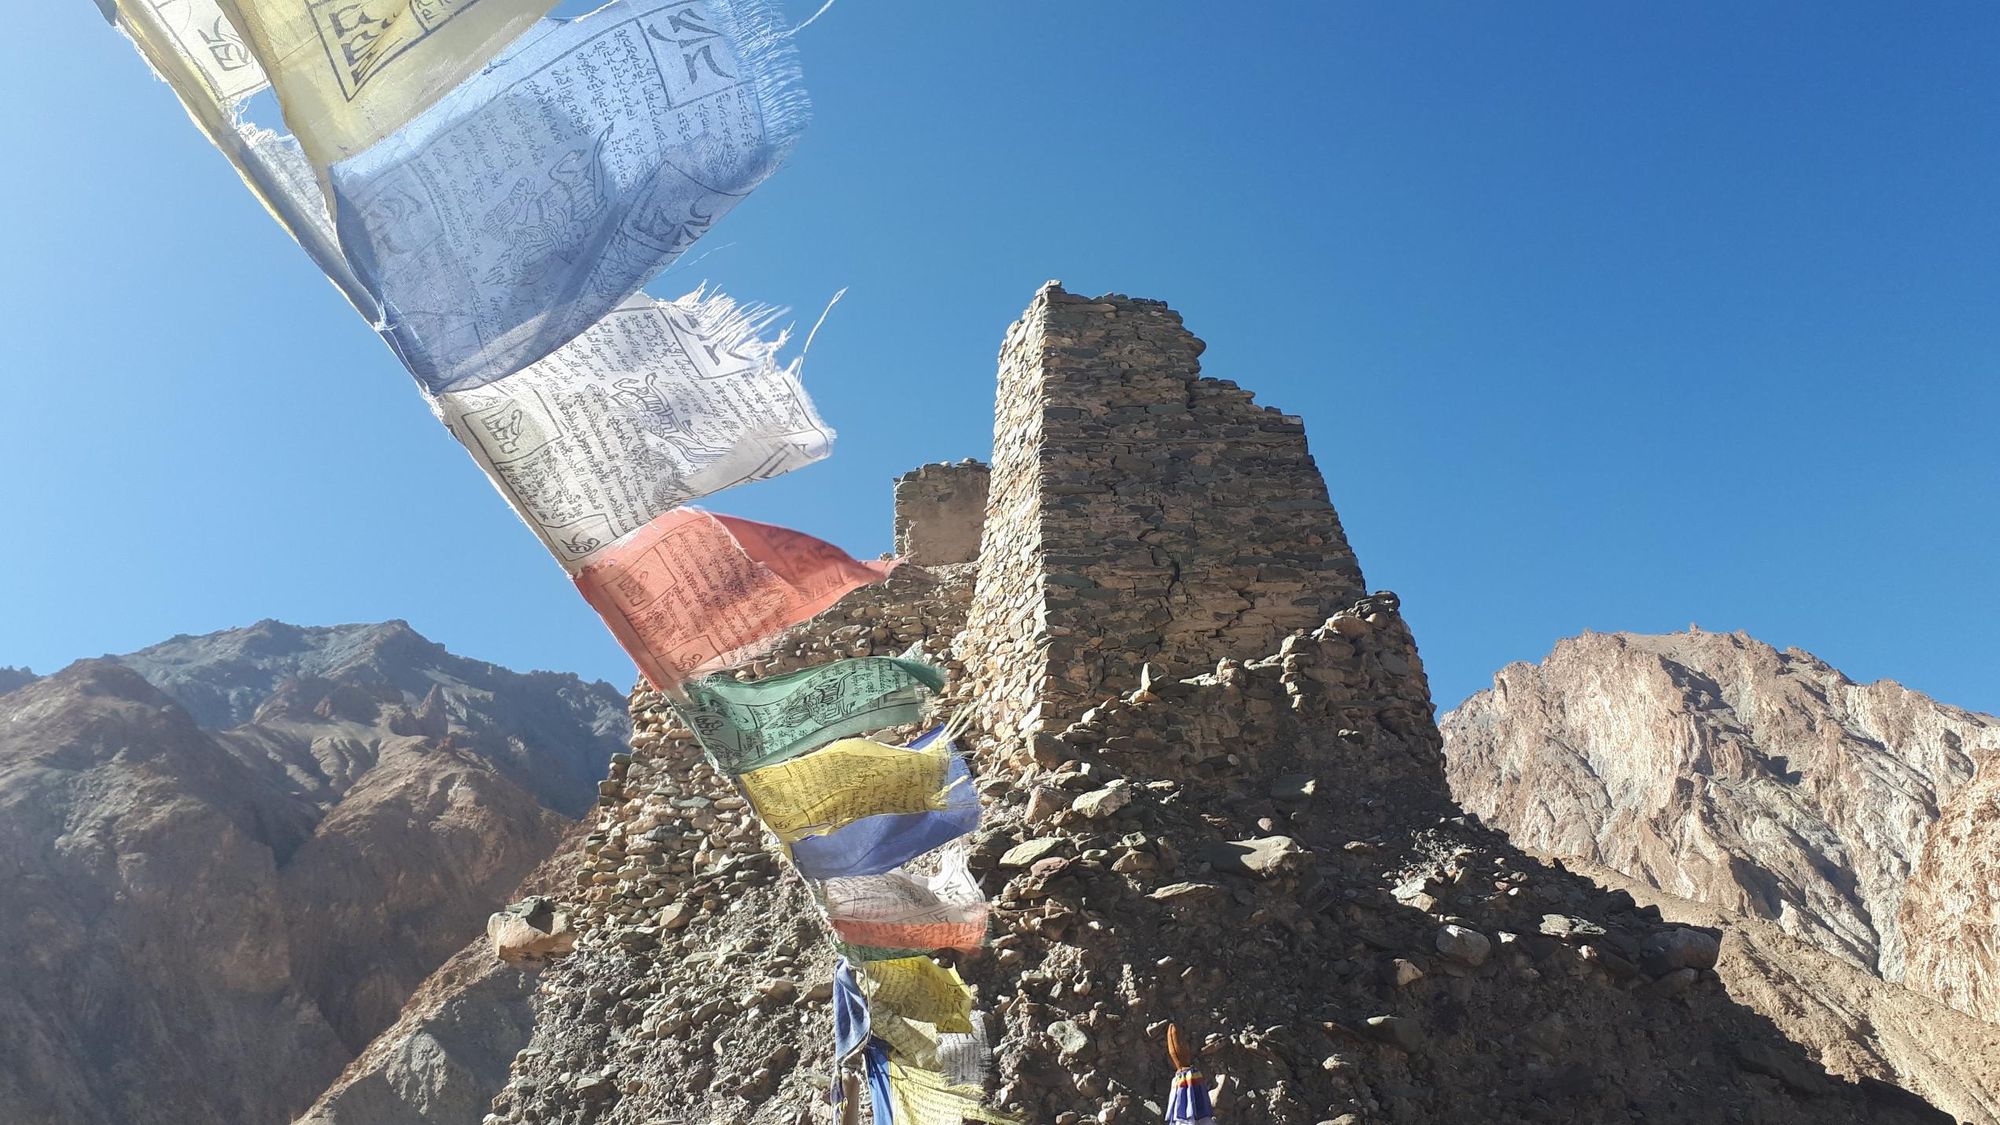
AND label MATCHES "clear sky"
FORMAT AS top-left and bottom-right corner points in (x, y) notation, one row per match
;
(3, 3), (1996, 714)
